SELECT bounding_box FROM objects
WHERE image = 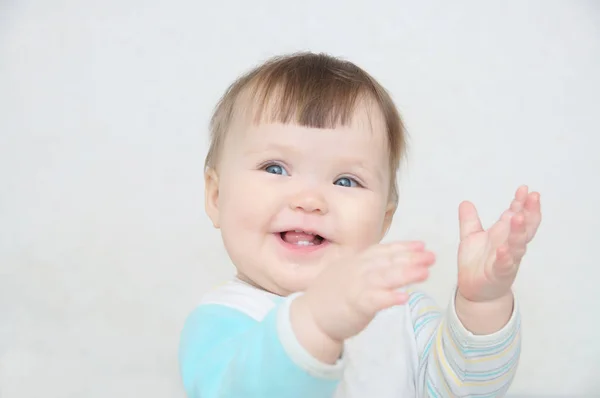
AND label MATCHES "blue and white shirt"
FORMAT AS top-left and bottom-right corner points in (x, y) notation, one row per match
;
(179, 278), (520, 397)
